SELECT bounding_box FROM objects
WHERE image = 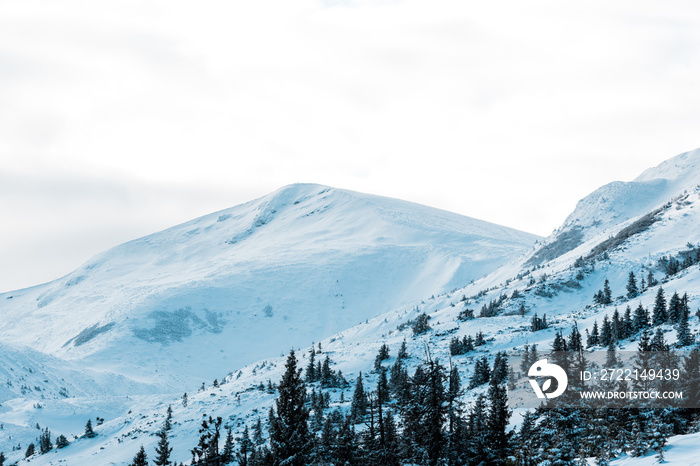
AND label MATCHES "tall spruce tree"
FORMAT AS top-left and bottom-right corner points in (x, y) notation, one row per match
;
(633, 303), (650, 332)
(191, 416), (222, 465)
(153, 429), (172, 466)
(626, 271), (639, 298)
(130, 446), (148, 466)
(269, 350), (311, 466)
(486, 365), (511, 464)
(351, 372), (367, 419)
(652, 287), (668, 326)
(84, 419), (96, 438)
